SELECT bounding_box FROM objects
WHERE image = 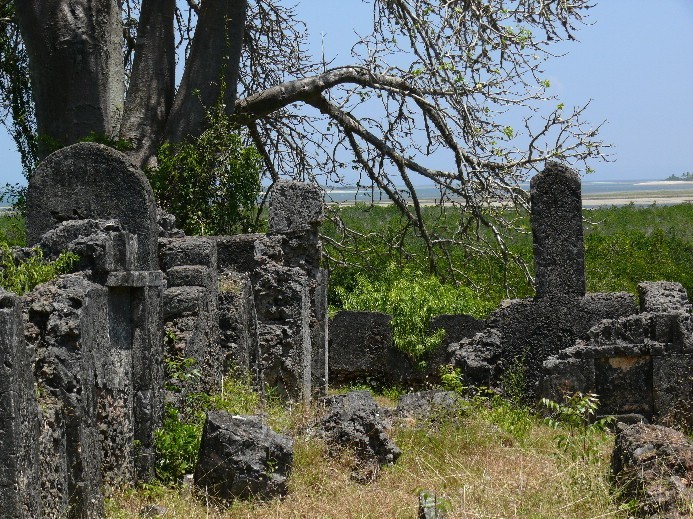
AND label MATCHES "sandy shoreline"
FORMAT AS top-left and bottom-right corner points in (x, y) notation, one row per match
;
(327, 189), (693, 208)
